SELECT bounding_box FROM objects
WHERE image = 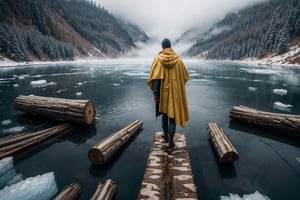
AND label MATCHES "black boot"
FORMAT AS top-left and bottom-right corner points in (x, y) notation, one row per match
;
(168, 132), (175, 149)
(162, 131), (168, 142)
